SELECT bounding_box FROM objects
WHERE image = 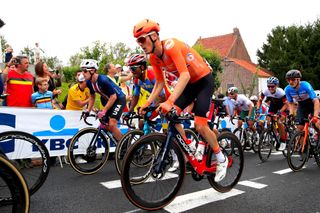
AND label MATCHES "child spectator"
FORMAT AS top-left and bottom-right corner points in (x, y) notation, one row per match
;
(31, 77), (54, 109)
